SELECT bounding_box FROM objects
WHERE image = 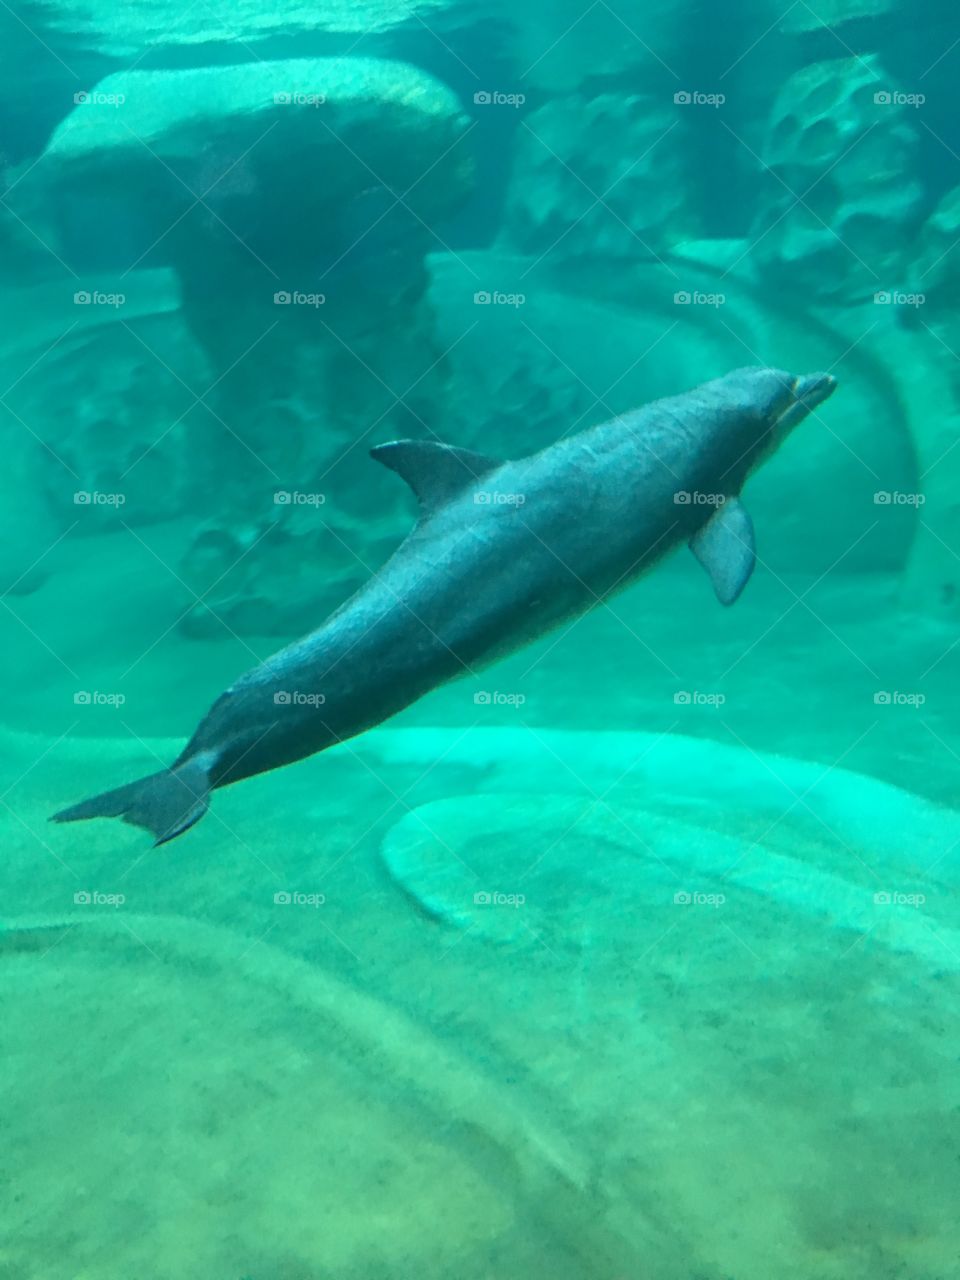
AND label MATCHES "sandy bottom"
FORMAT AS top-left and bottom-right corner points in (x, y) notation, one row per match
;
(2, 709), (959, 1279)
